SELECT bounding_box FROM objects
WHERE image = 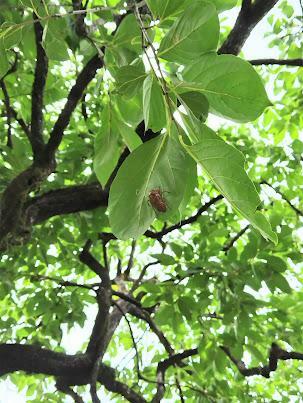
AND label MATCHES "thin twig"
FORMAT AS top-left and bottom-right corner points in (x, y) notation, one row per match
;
(249, 58), (303, 67)
(56, 382), (84, 403)
(0, 80), (13, 148)
(124, 239), (137, 278)
(261, 180), (303, 217)
(113, 301), (141, 380)
(222, 224), (250, 253)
